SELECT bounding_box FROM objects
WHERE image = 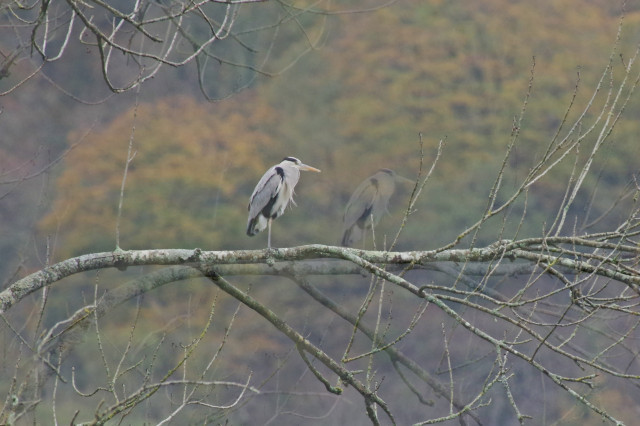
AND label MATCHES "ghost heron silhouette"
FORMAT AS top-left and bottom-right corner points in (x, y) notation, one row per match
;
(341, 169), (413, 247)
